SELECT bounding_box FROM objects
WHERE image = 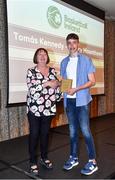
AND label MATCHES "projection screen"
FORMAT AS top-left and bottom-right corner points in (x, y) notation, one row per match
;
(7, 0), (104, 104)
